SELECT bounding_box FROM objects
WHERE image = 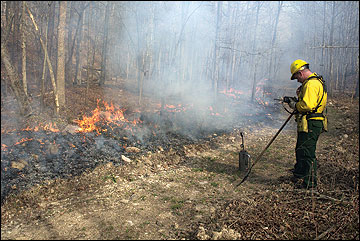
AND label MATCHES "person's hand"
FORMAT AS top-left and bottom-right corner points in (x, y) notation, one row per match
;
(288, 98), (297, 110)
